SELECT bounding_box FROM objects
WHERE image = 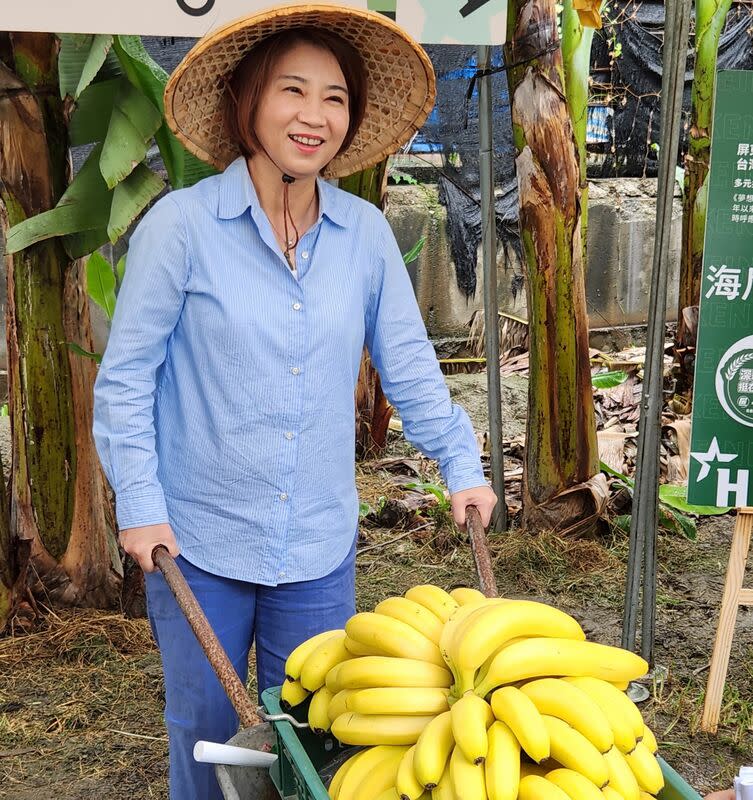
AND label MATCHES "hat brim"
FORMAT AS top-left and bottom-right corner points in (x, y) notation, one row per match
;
(164, 4), (436, 179)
